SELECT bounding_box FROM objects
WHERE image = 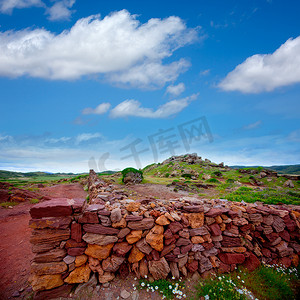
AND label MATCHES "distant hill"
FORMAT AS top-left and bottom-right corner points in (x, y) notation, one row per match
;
(0, 169), (117, 180)
(230, 164), (300, 175)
